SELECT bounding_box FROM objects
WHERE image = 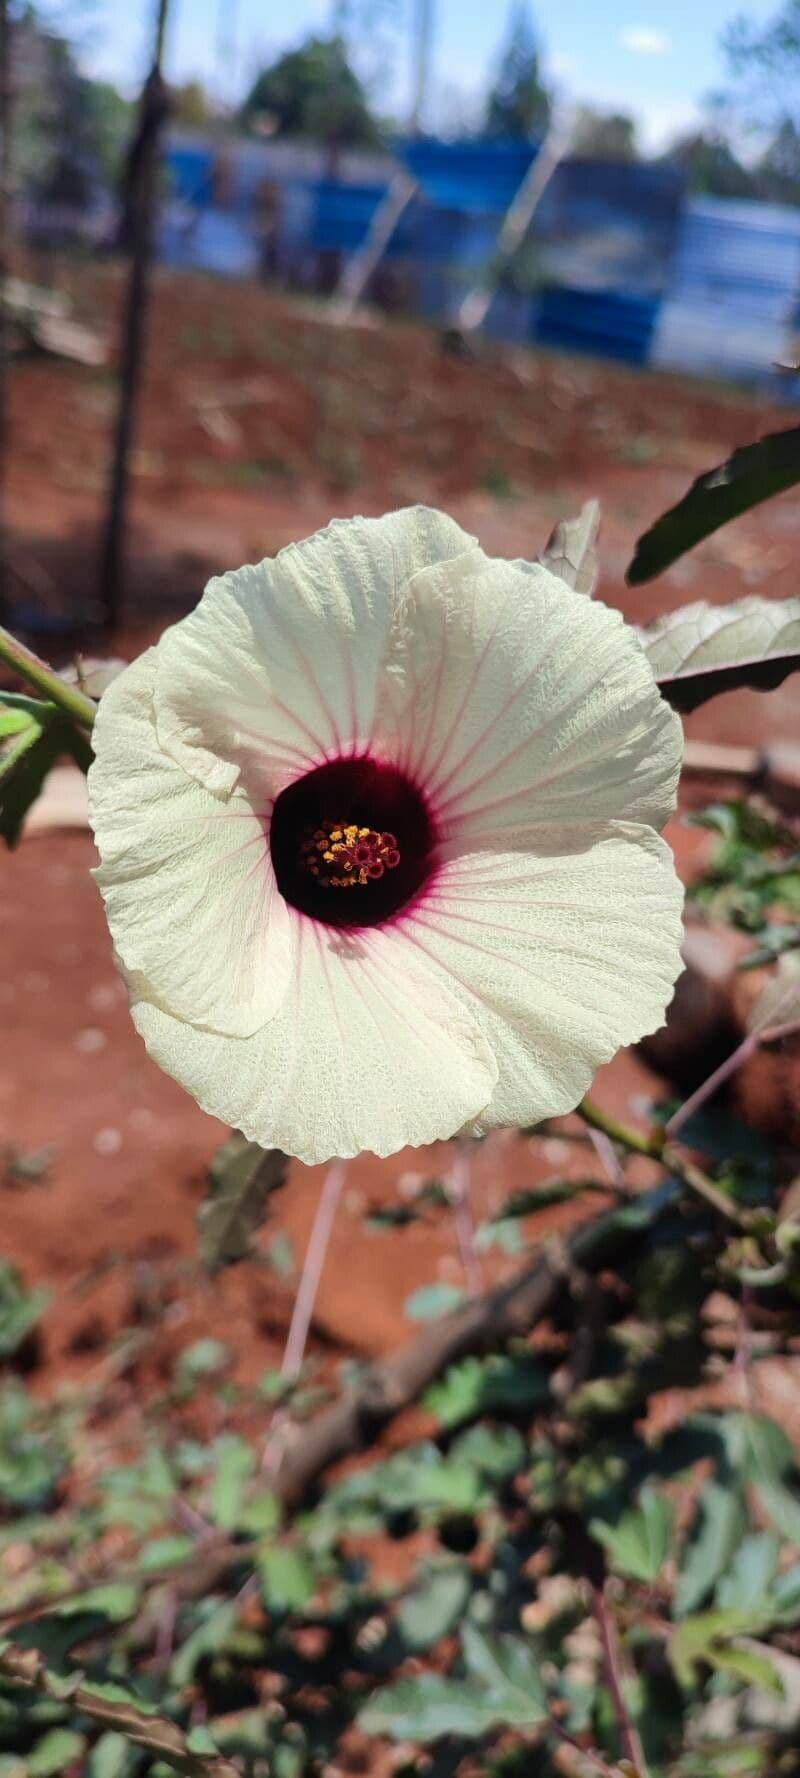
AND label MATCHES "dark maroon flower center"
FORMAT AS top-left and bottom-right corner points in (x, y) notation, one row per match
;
(269, 757), (436, 929)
